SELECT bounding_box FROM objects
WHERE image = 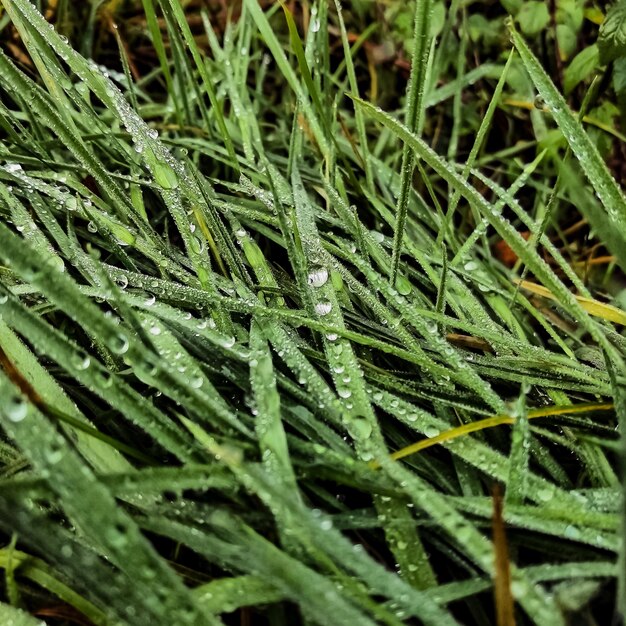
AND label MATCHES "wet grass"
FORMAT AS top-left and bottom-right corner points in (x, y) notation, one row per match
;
(0, 1), (624, 625)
